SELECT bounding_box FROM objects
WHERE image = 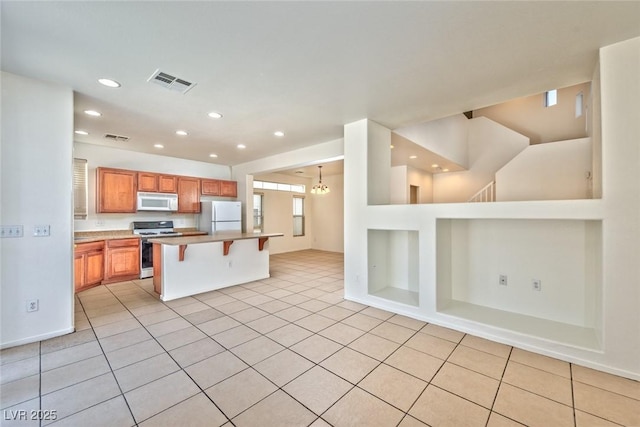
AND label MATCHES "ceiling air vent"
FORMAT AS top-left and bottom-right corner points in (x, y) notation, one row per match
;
(104, 133), (130, 142)
(147, 69), (196, 94)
